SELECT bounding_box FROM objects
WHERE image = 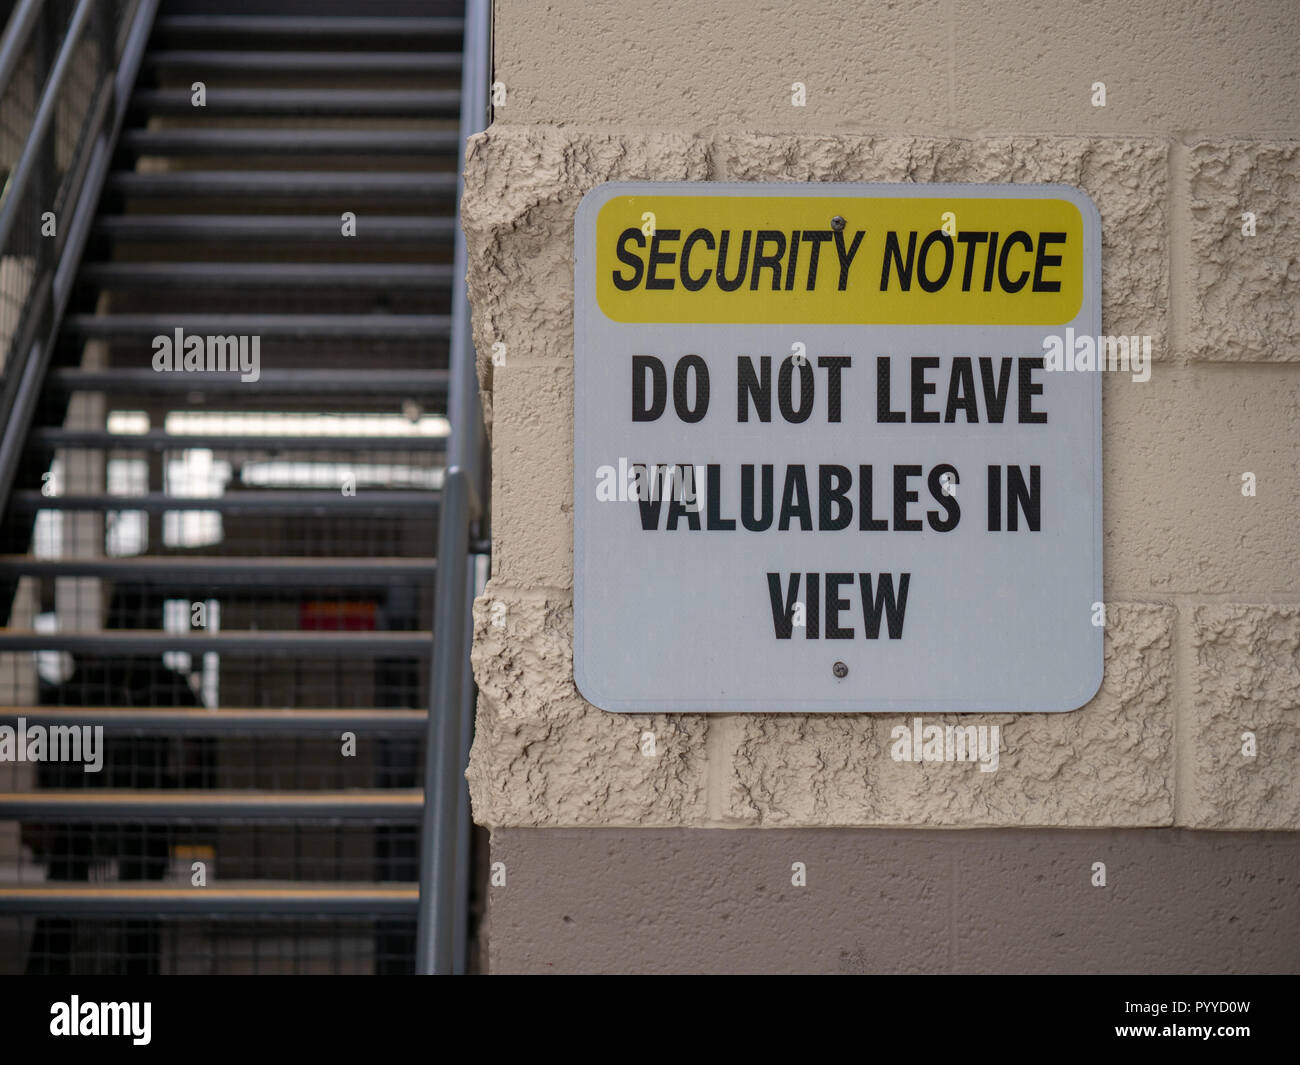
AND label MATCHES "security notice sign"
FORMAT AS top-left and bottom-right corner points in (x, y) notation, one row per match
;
(574, 183), (1102, 713)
